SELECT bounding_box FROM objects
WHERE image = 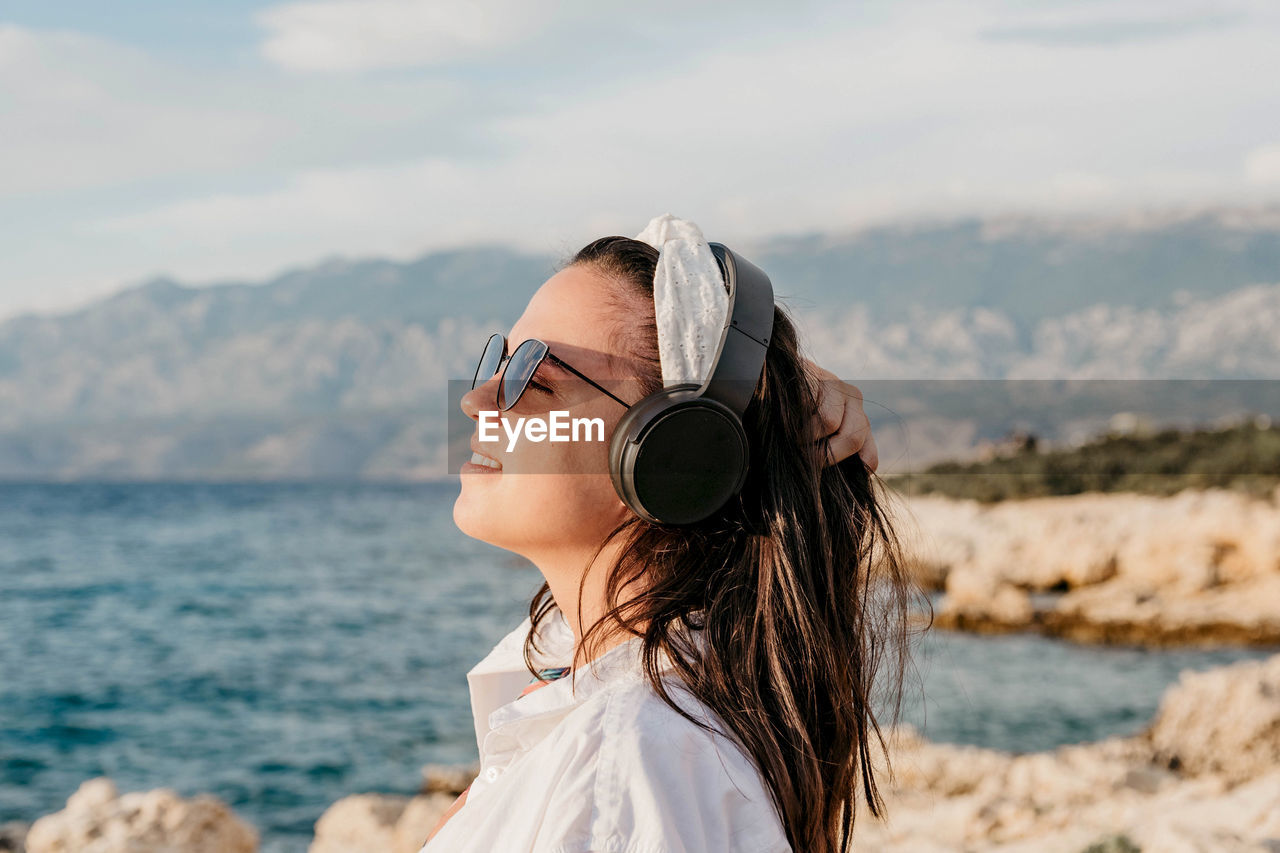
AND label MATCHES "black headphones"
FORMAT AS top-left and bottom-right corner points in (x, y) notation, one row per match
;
(609, 243), (776, 525)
